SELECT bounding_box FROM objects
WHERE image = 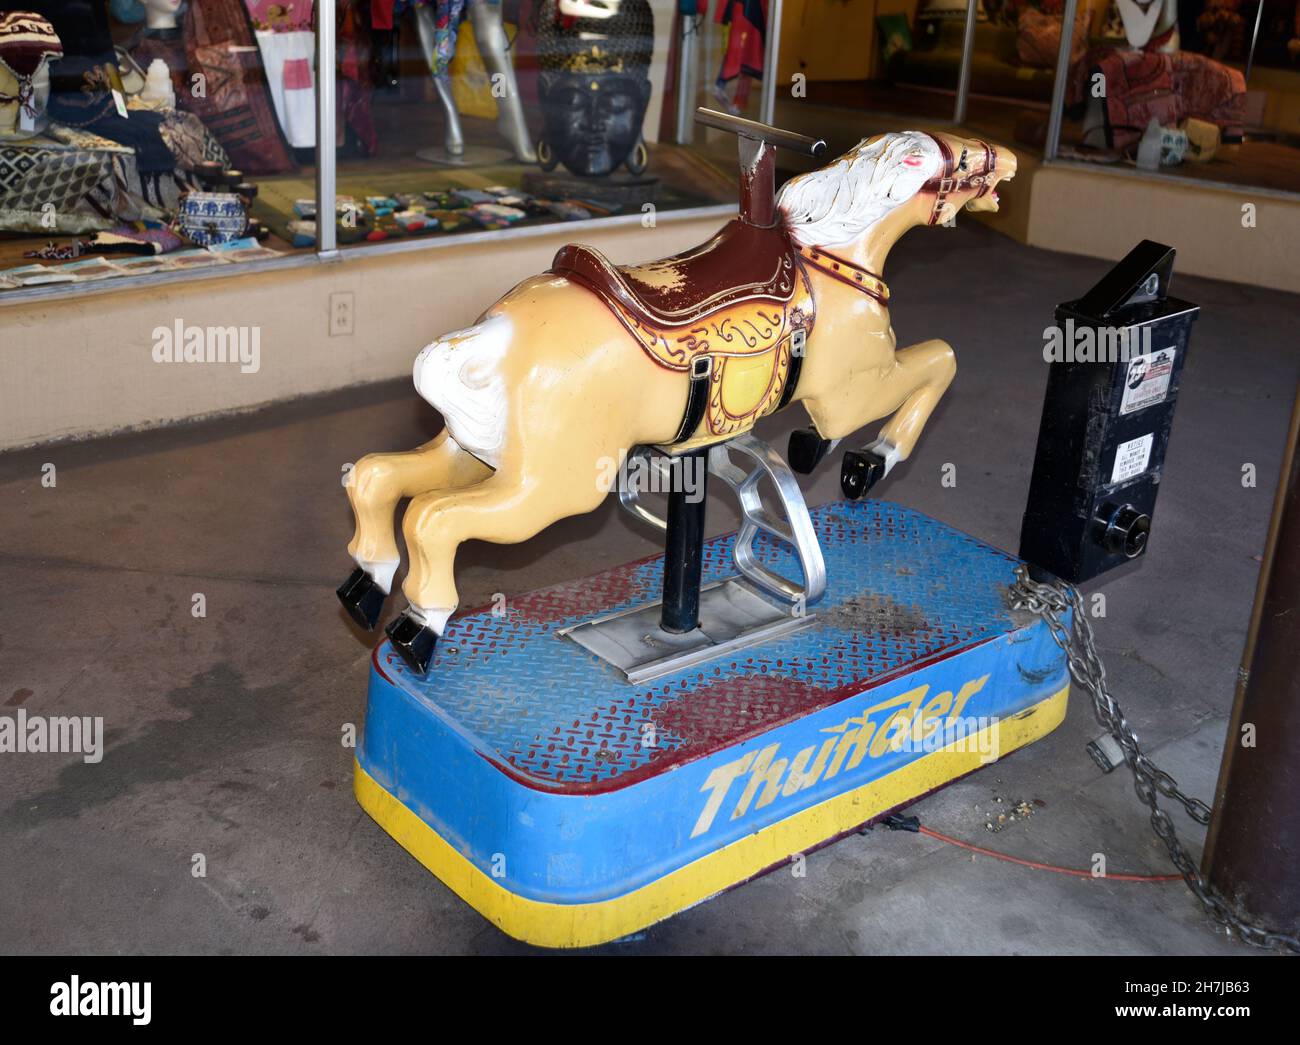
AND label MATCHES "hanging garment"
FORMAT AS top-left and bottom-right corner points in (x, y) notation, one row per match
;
(245, 1), (317, 147)
(185, 0), (296, 174)
(371, 0), (396, 30)
(432, 0), (468, 79)
(340, 0), (378, 154)
(253, 28), (316, 147)
(1069, 43), (1246, 149)
(715, 0), (766, 86)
